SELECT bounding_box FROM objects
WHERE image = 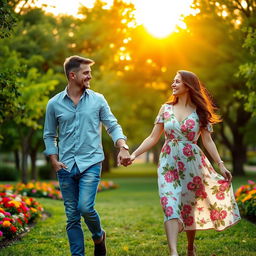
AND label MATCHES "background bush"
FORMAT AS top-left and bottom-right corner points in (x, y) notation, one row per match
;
(38, 164), (52, 180)
(0, 165), (18, 181)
